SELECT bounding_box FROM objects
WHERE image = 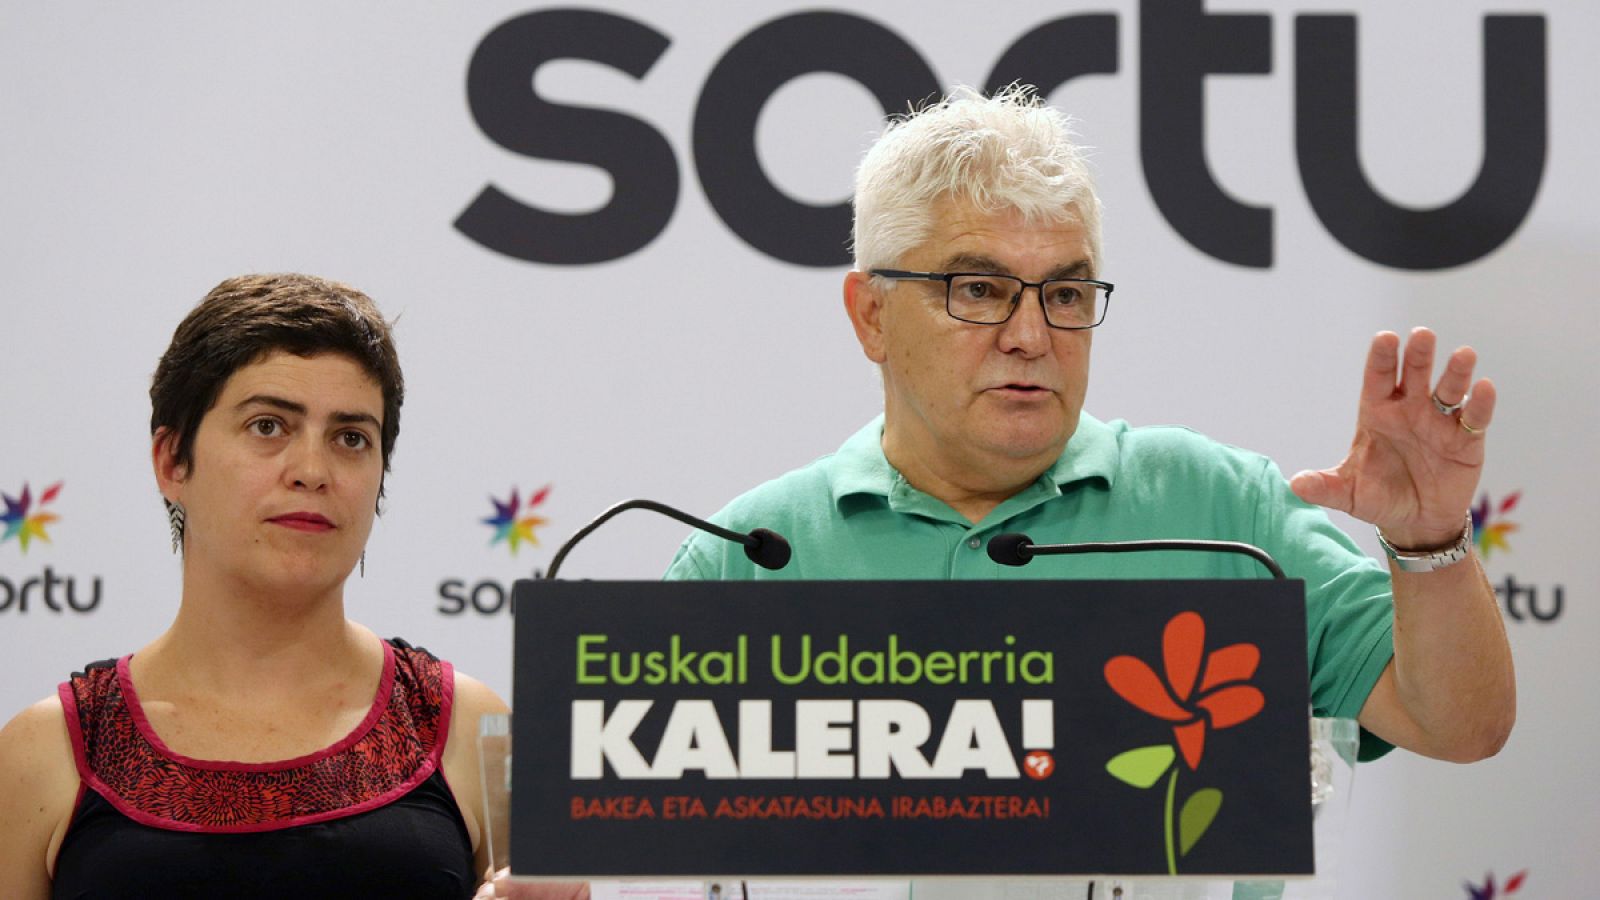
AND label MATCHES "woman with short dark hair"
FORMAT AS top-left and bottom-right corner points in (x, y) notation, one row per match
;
(0, 274), (507, 899)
